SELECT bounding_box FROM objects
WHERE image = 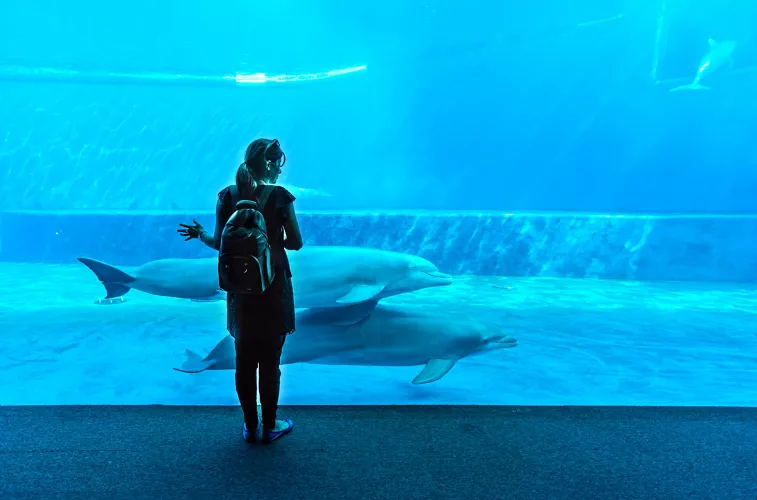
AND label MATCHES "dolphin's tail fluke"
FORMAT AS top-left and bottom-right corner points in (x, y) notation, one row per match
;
(669, 83), (711, 92)
(77, 257), (136, 299)
(174, 336), (236, 373)
(173, 349), (214, 373)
